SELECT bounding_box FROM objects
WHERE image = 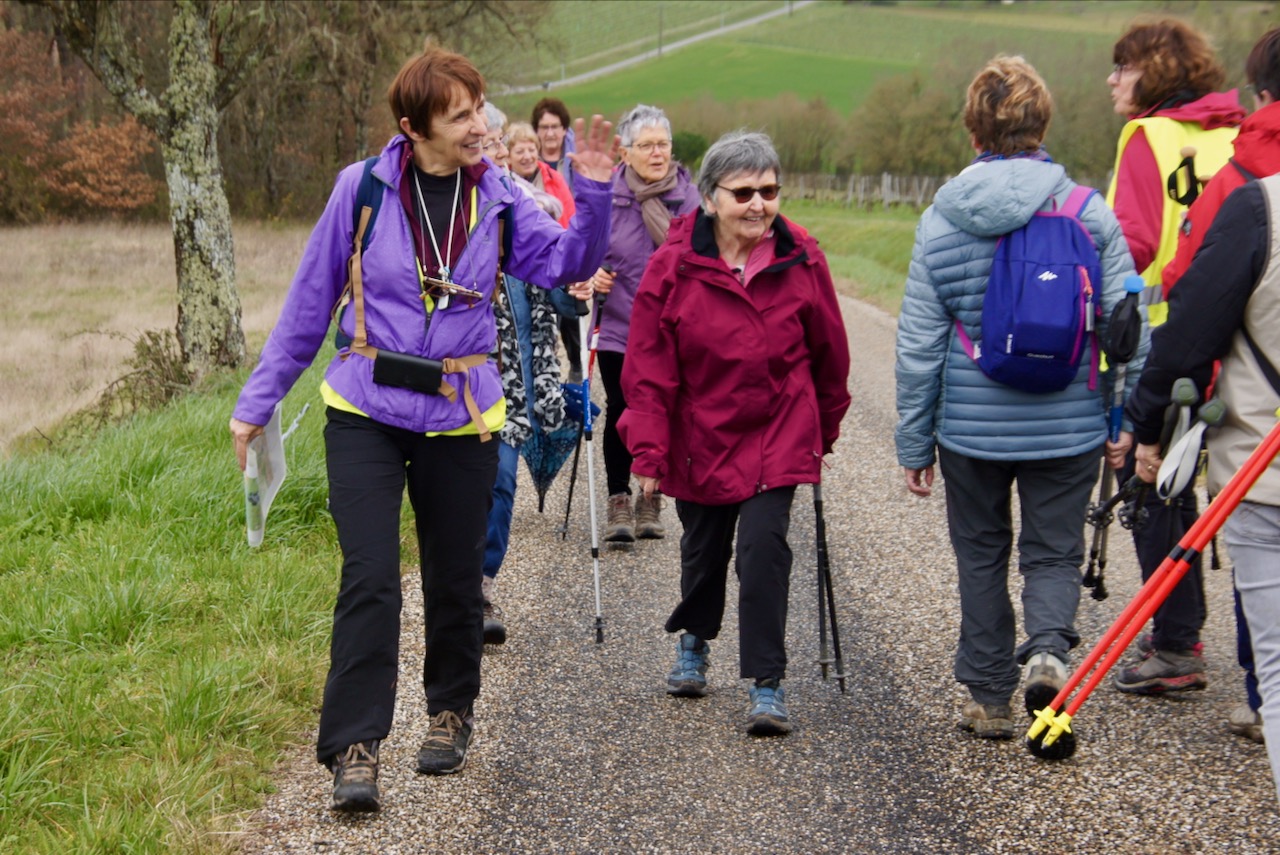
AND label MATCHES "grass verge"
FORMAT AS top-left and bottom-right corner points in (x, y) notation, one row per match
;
(0, 362), (339, 853)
